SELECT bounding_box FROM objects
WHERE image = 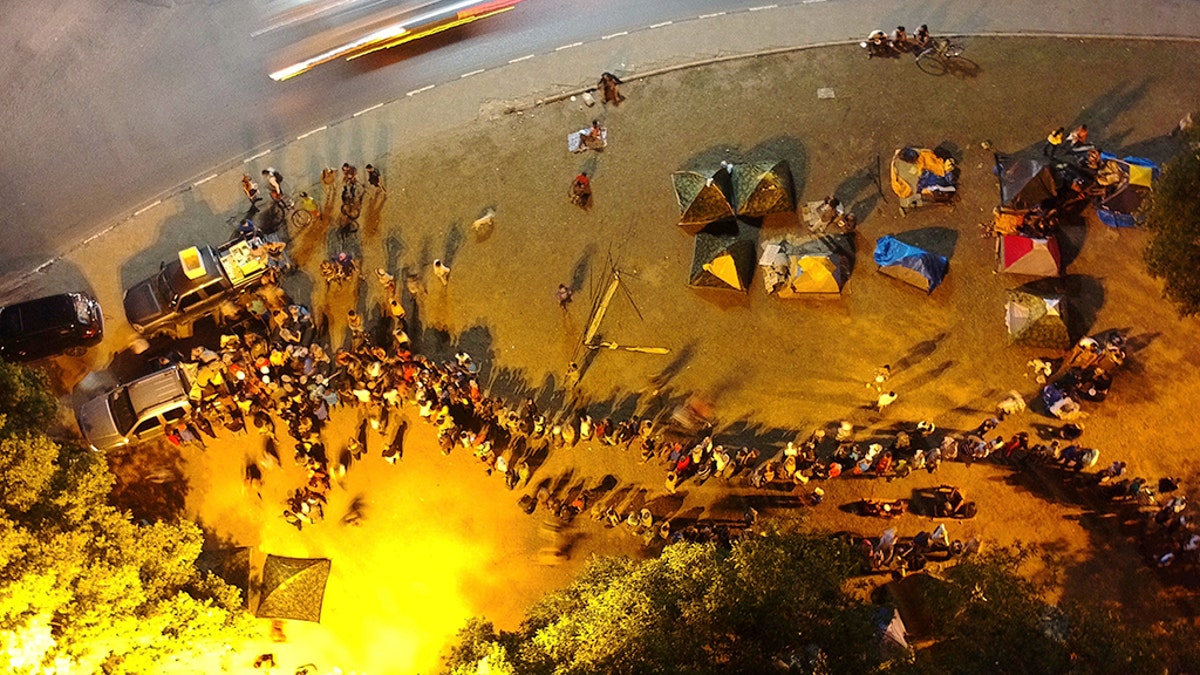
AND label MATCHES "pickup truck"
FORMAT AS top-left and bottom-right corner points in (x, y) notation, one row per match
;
(123, 235), (284, 338)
